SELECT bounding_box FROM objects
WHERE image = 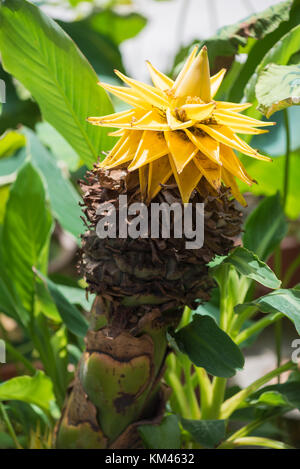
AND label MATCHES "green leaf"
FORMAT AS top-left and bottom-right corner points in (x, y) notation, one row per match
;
(0, 184), (10, 223)
(243, 193), (288, 261)
(238, 149), (300, 220)
(36, 122), (79, 172)
(250, 106), (300, 157)
(173, 314), (244, 378)
(229, 0), (300, 103)
(0, 371), (55, 415)
(173, 0), (293, 74)
(138, 415), (181, 449)
(90, 10), (147, 45)
(237, 288), (300, 334)
(0, 147), (26, 178)
(0, 131), (25, 158)
(56, 285), (94, 311)
(212, 247), (281, 289)
(0, 162), (53, 312)
(181, 419), (226, 448)
(23, 127), (84, 240)
(59, 18), (125, 79)
(256, 63), (300, 117)
(0, 0), (114, 168)
(249, 381), (300, 410)
(0, 432), (15, 449)
(250, 391), (290, 408)
(0, 277), (30, 325)
(35, 270), (88, 338)
(245, 23), (300, 102)
(35, 279), (61, 323)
